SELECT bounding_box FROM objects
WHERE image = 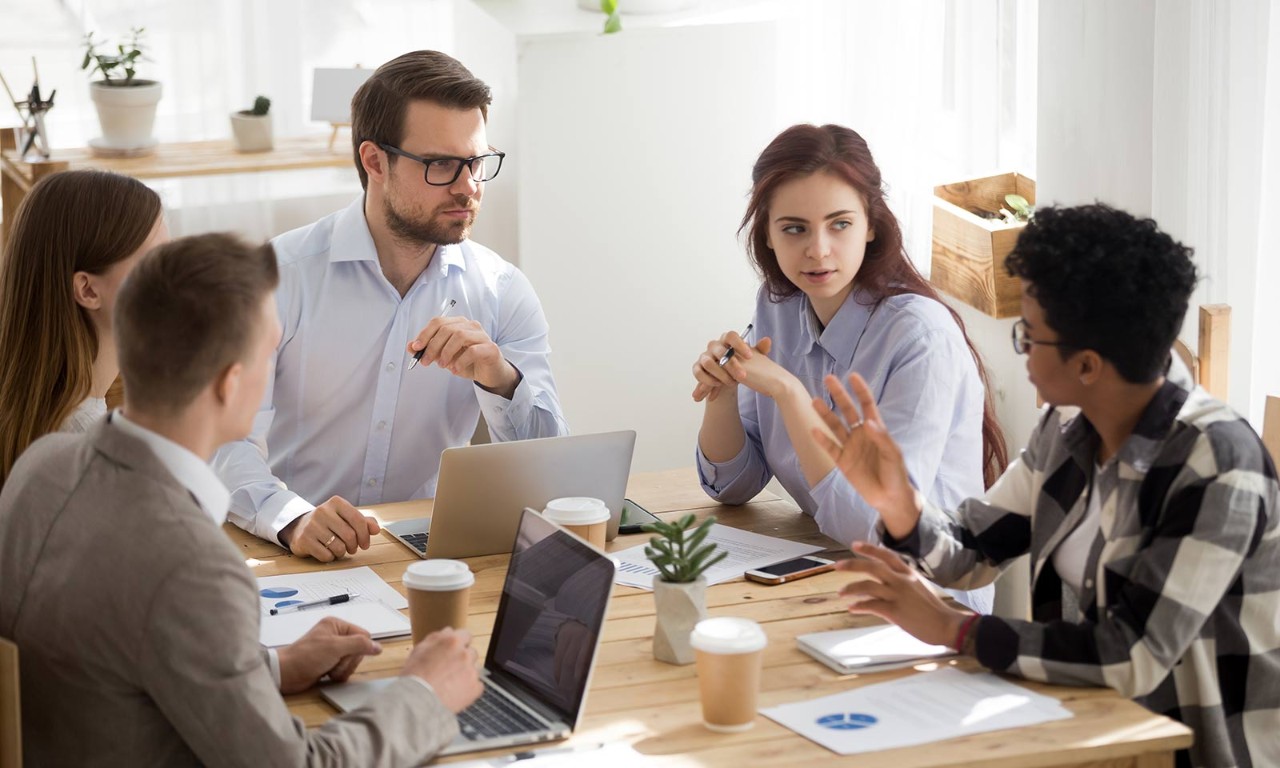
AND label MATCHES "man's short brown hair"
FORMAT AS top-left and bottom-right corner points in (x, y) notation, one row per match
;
(350, 50), (493, 189)
(115, 233), (279, 414)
